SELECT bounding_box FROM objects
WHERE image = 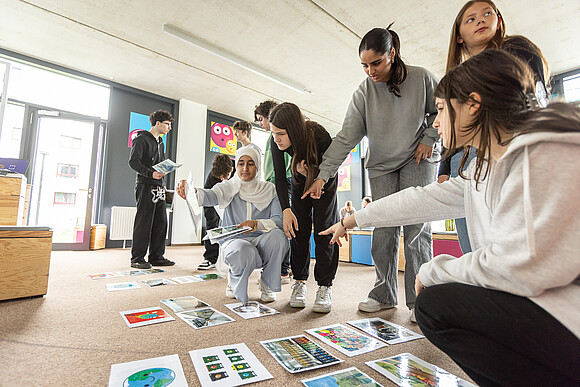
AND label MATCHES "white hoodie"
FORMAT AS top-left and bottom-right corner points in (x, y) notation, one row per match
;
(355, 131), (580, 338)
